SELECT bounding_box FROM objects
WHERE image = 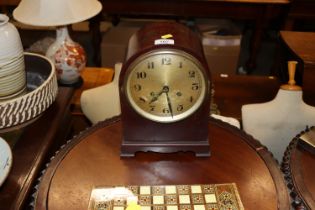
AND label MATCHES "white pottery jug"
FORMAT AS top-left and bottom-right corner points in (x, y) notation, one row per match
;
(0, 14), (26, 100)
